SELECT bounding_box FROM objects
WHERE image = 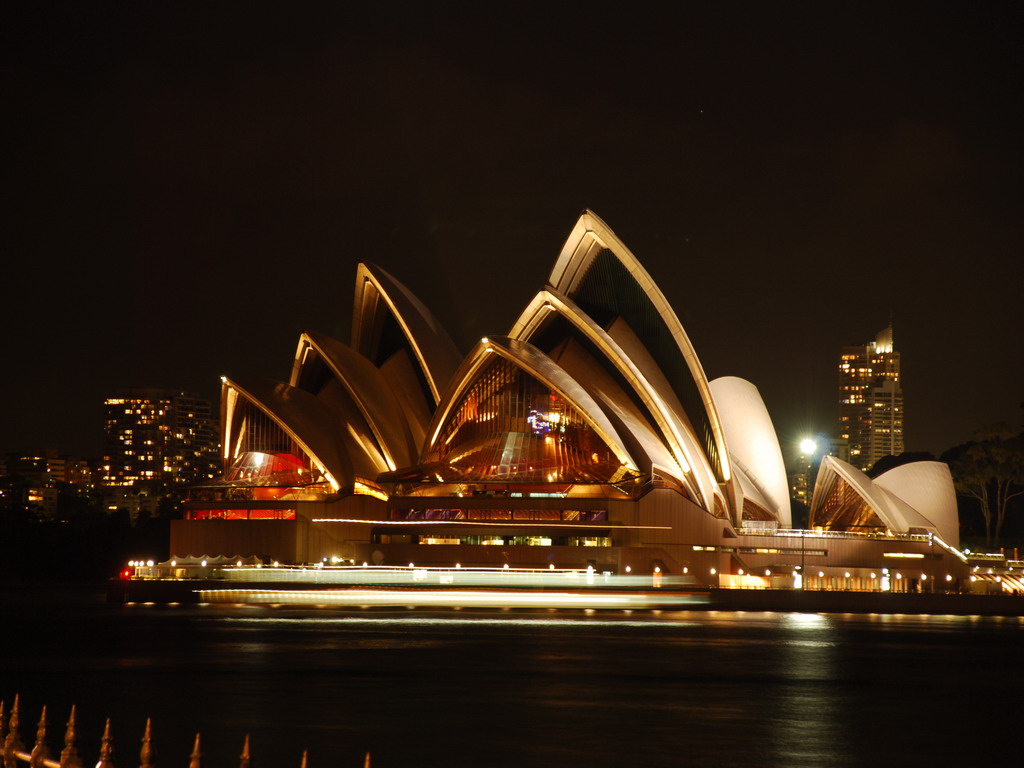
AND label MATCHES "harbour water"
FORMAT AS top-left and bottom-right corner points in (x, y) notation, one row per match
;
(1, 584), (1020, 767)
